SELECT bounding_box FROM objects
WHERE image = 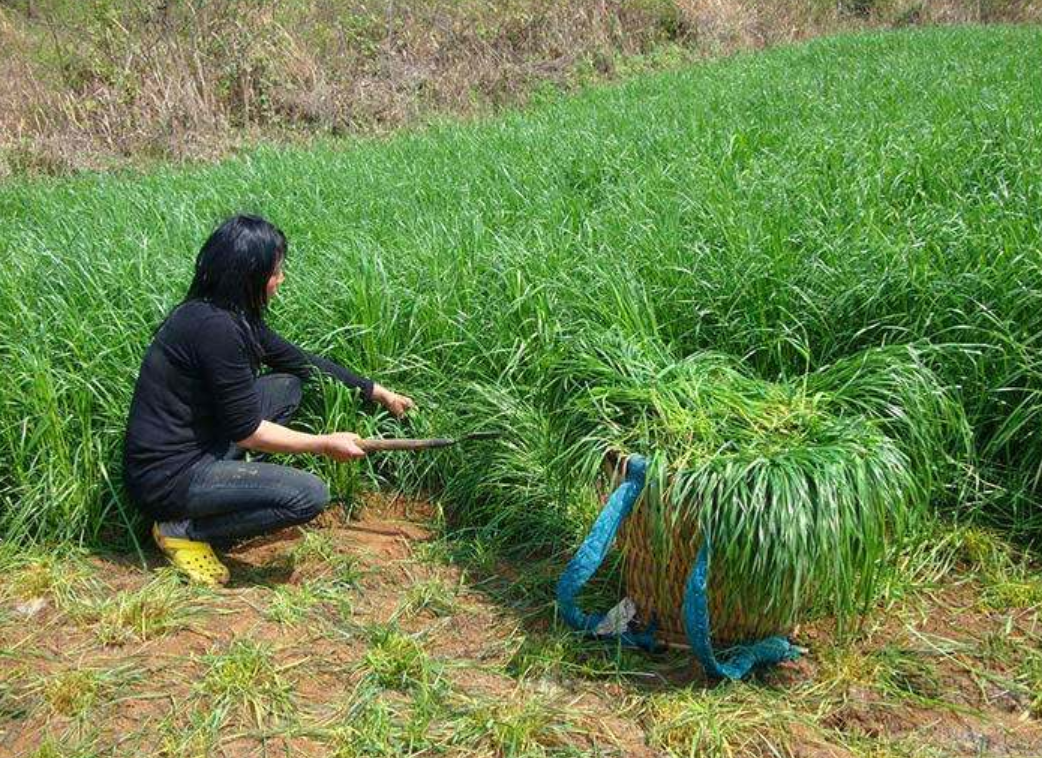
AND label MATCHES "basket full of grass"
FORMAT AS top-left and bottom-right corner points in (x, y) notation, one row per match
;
(605, 416), (910, 645)
(551, 337), (958, 646)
